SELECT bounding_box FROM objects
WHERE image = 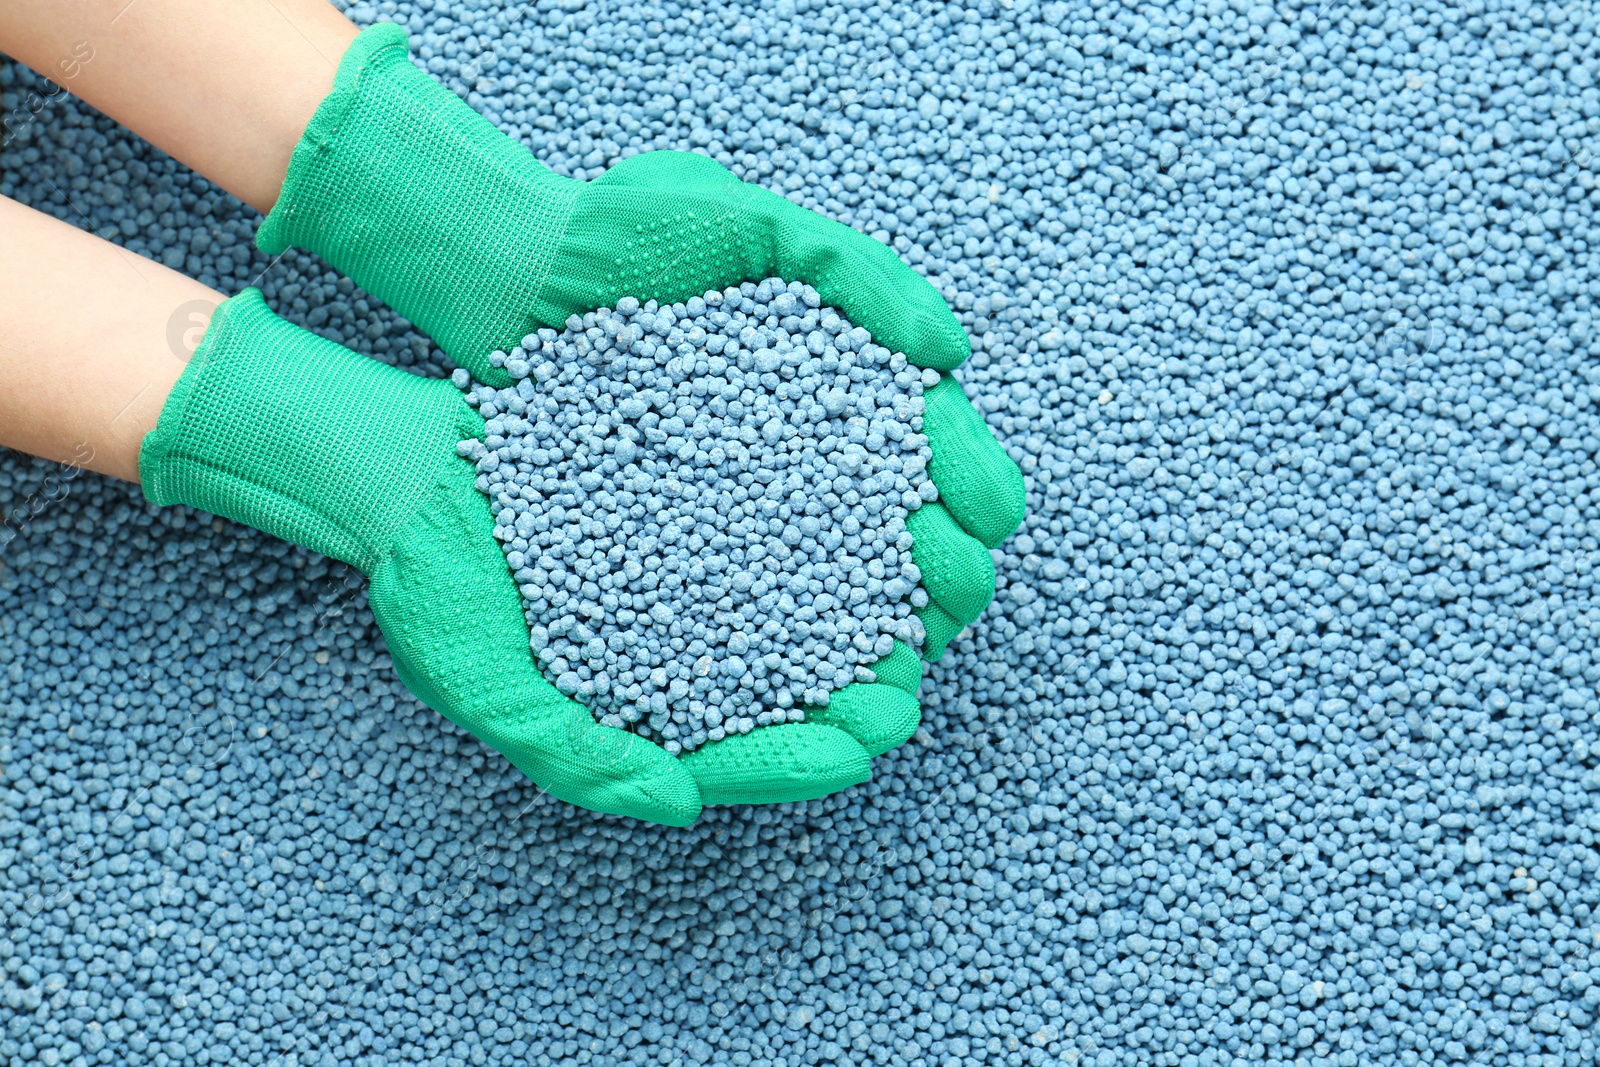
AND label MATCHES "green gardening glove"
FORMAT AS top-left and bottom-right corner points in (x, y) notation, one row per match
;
(141, 290), (714, 825)
(257, 23), (1027, 798)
